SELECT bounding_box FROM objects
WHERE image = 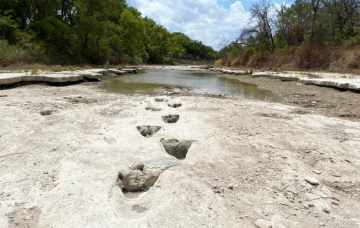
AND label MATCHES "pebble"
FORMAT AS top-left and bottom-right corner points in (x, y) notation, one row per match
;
(313, 170), (322, 174)
(227, 184), (235, 190)
(255, 219), (272, 228)
(43, 171), (49, 174)
(305, 177), (319, 185)
(331, 201), (339, 206)
(323, 208), (330, 213)
(311, 101), (317, 104)
(319, 222), (325, 226)
(40, 110), (53, 116)
(213, 186), (223, 194)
